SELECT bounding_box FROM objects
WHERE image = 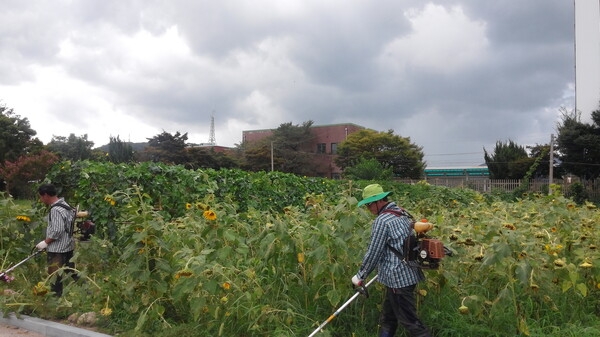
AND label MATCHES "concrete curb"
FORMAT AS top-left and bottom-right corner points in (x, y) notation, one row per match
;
(0, 312), (112, 337)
